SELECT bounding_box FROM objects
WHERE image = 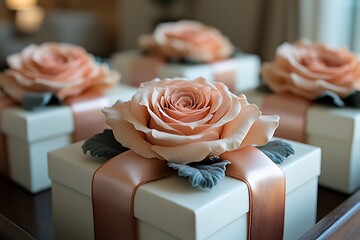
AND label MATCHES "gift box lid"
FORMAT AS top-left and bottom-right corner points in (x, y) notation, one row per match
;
(48, 138), (320, 239)
(2, 105), (73, 142)
(1, 84), (137, 142)
(244, 89), (360, 142)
